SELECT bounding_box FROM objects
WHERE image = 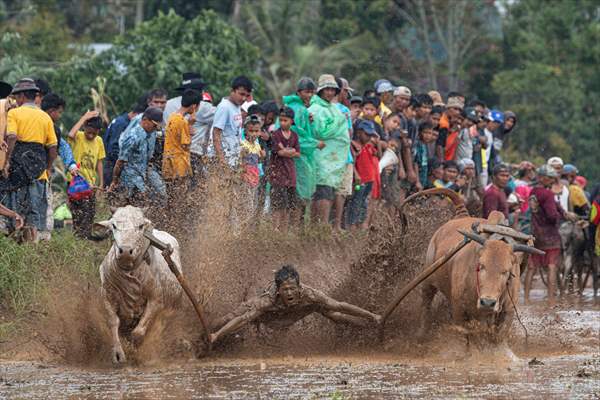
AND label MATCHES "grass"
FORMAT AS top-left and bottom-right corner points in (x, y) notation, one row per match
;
(0, 230), (108, 317)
